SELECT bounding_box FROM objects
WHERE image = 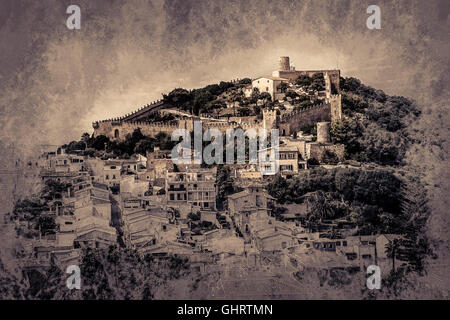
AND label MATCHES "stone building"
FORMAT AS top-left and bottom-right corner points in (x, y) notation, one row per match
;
(165, 168), (217, 210)
(227, 185), (275, 239)
(306, 122), (345, 164)
(251, 76), (289, 101)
